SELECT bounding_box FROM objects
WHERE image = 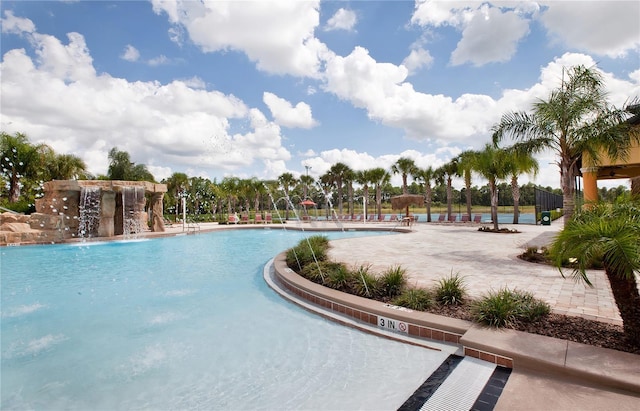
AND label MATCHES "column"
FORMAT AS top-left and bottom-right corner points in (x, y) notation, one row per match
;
(581, 167), (599, 205)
